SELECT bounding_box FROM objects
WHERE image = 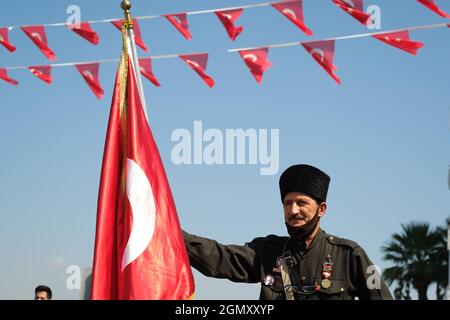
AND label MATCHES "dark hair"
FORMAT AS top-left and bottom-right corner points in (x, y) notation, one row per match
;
(35, 285), (52, 299)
